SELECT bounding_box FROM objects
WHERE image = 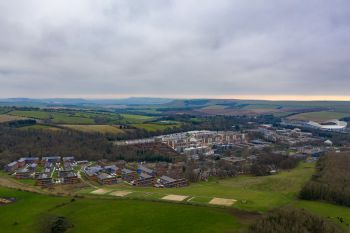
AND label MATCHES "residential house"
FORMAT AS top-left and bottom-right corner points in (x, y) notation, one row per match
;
(158, 176), (188, 188)
(97, 173), (117, 185)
